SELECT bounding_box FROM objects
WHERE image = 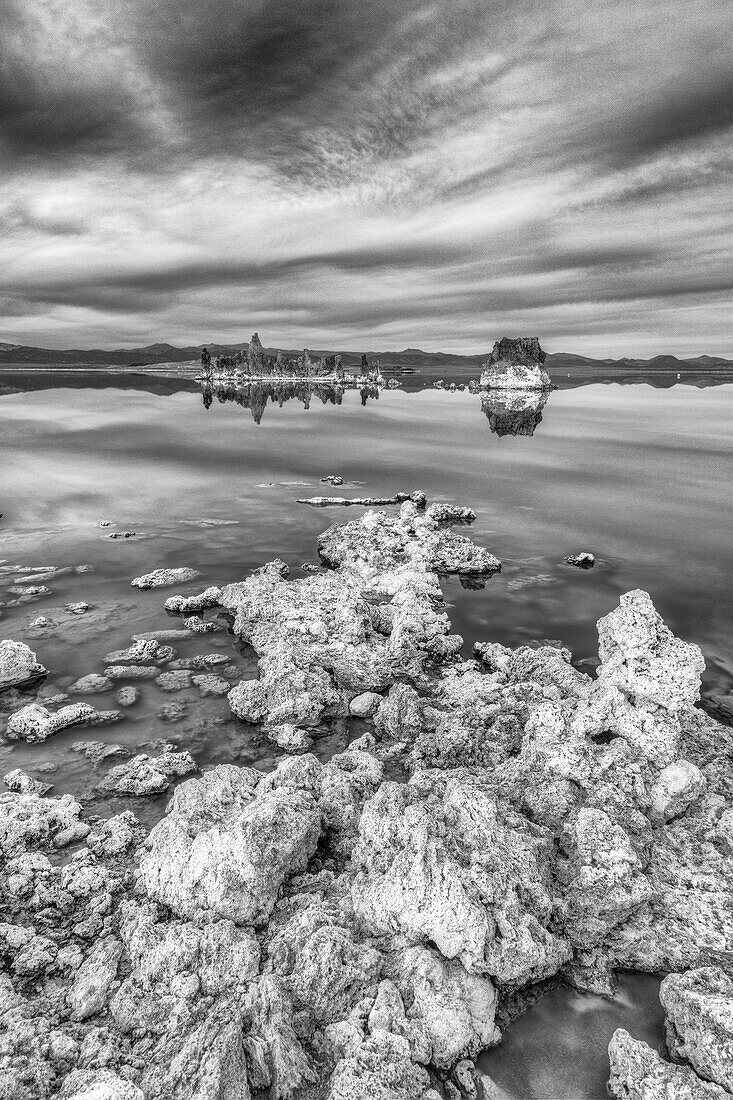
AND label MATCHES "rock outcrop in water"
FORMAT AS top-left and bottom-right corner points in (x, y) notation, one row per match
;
(480, 337), (552, 390)
(1, 500), (731, 1100)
